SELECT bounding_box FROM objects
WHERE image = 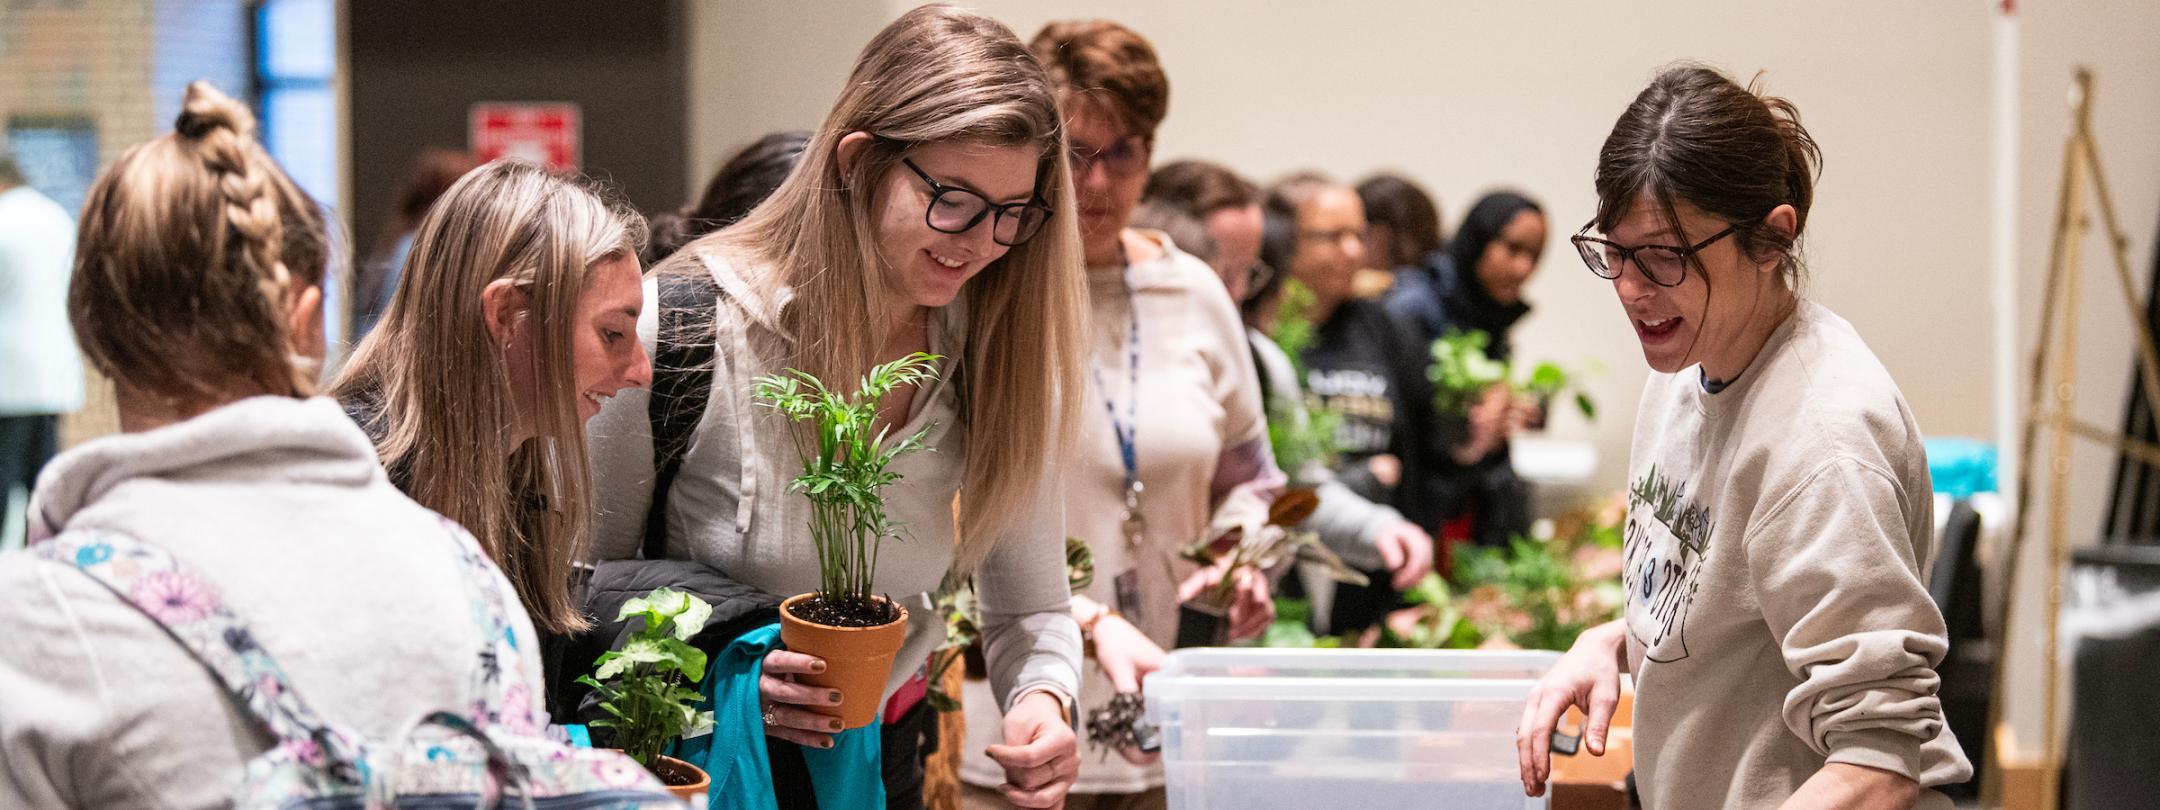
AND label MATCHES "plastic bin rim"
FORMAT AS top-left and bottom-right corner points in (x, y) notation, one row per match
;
(1154, 647), (1563, 676)
(1143, 675), (1540, 703)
